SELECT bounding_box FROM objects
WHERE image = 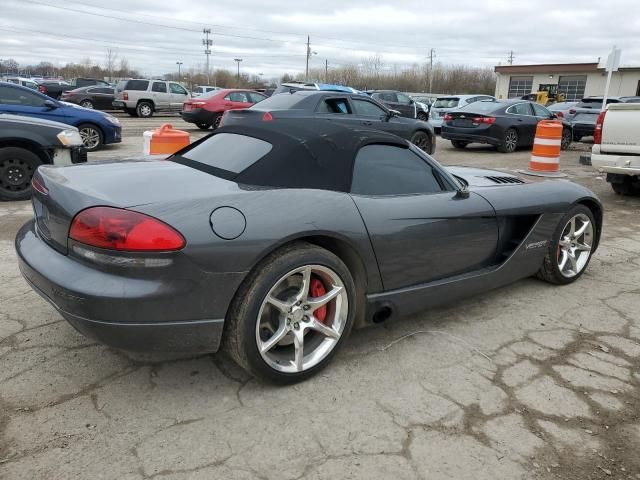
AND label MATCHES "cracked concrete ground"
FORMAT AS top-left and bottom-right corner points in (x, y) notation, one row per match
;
(1, 132), (640, 479)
